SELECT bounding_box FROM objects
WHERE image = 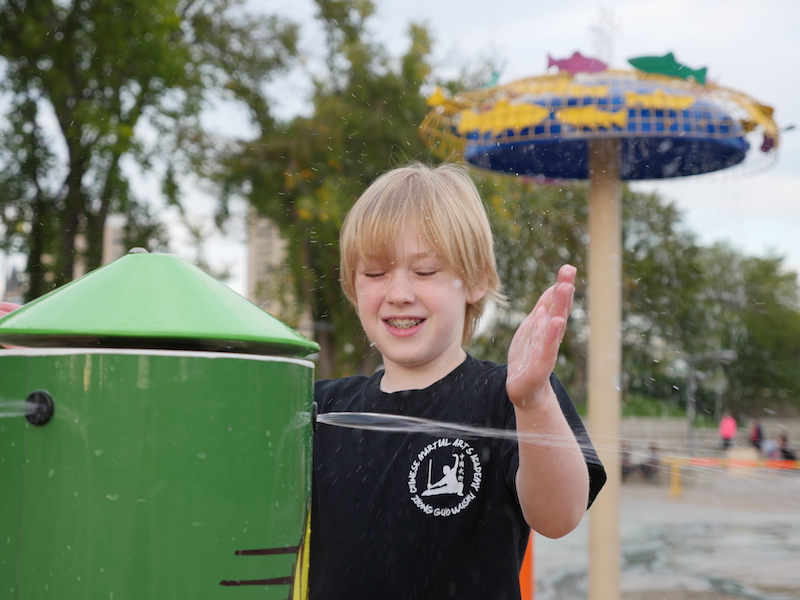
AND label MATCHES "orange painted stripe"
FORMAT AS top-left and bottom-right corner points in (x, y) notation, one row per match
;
(663, 456), (799, 470)
(520, 531), (534, 600)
